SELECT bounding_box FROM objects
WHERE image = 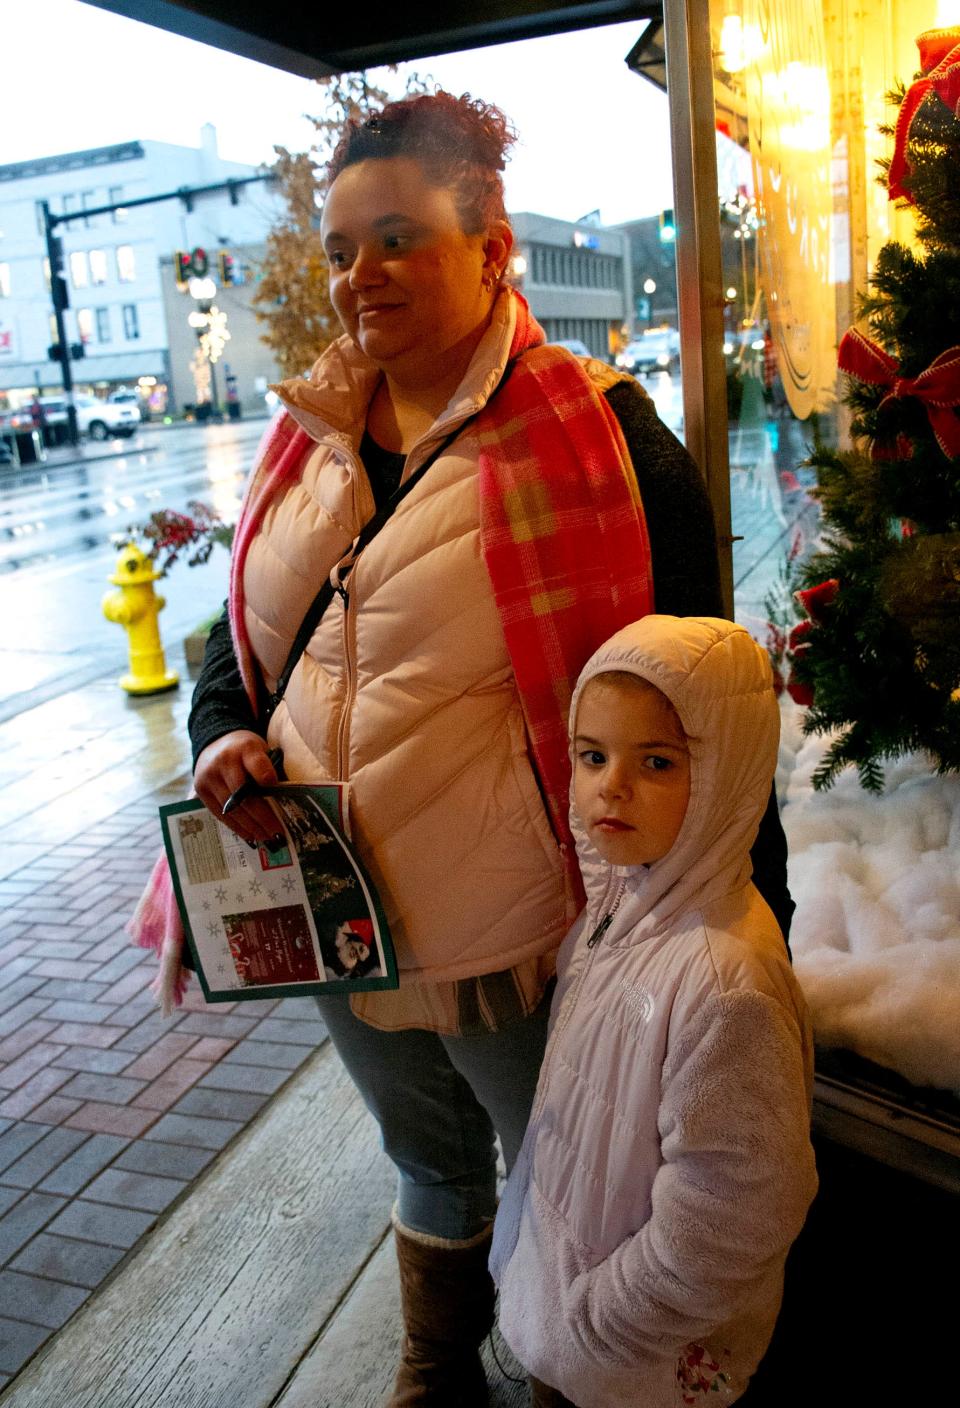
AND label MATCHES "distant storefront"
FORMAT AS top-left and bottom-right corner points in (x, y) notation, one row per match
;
(509, 211), (633, 360)
(0, 128), (280, 417)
